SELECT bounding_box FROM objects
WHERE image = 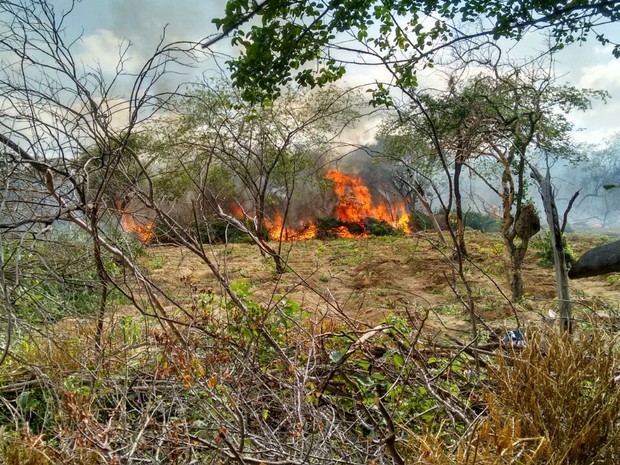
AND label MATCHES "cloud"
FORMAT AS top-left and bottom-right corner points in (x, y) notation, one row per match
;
(76, 29), (144, 75)
(577, 59), (620, 90)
